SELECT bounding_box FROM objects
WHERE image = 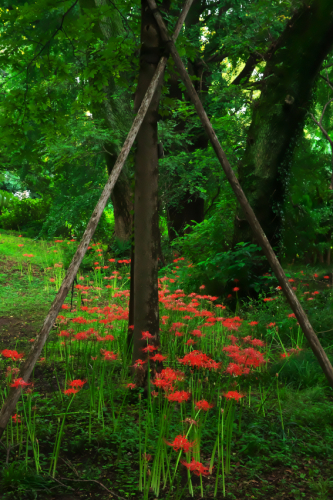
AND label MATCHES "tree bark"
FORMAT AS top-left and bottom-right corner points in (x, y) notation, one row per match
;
(233, 1), (333, 251)
(131, 0), (165, 386)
